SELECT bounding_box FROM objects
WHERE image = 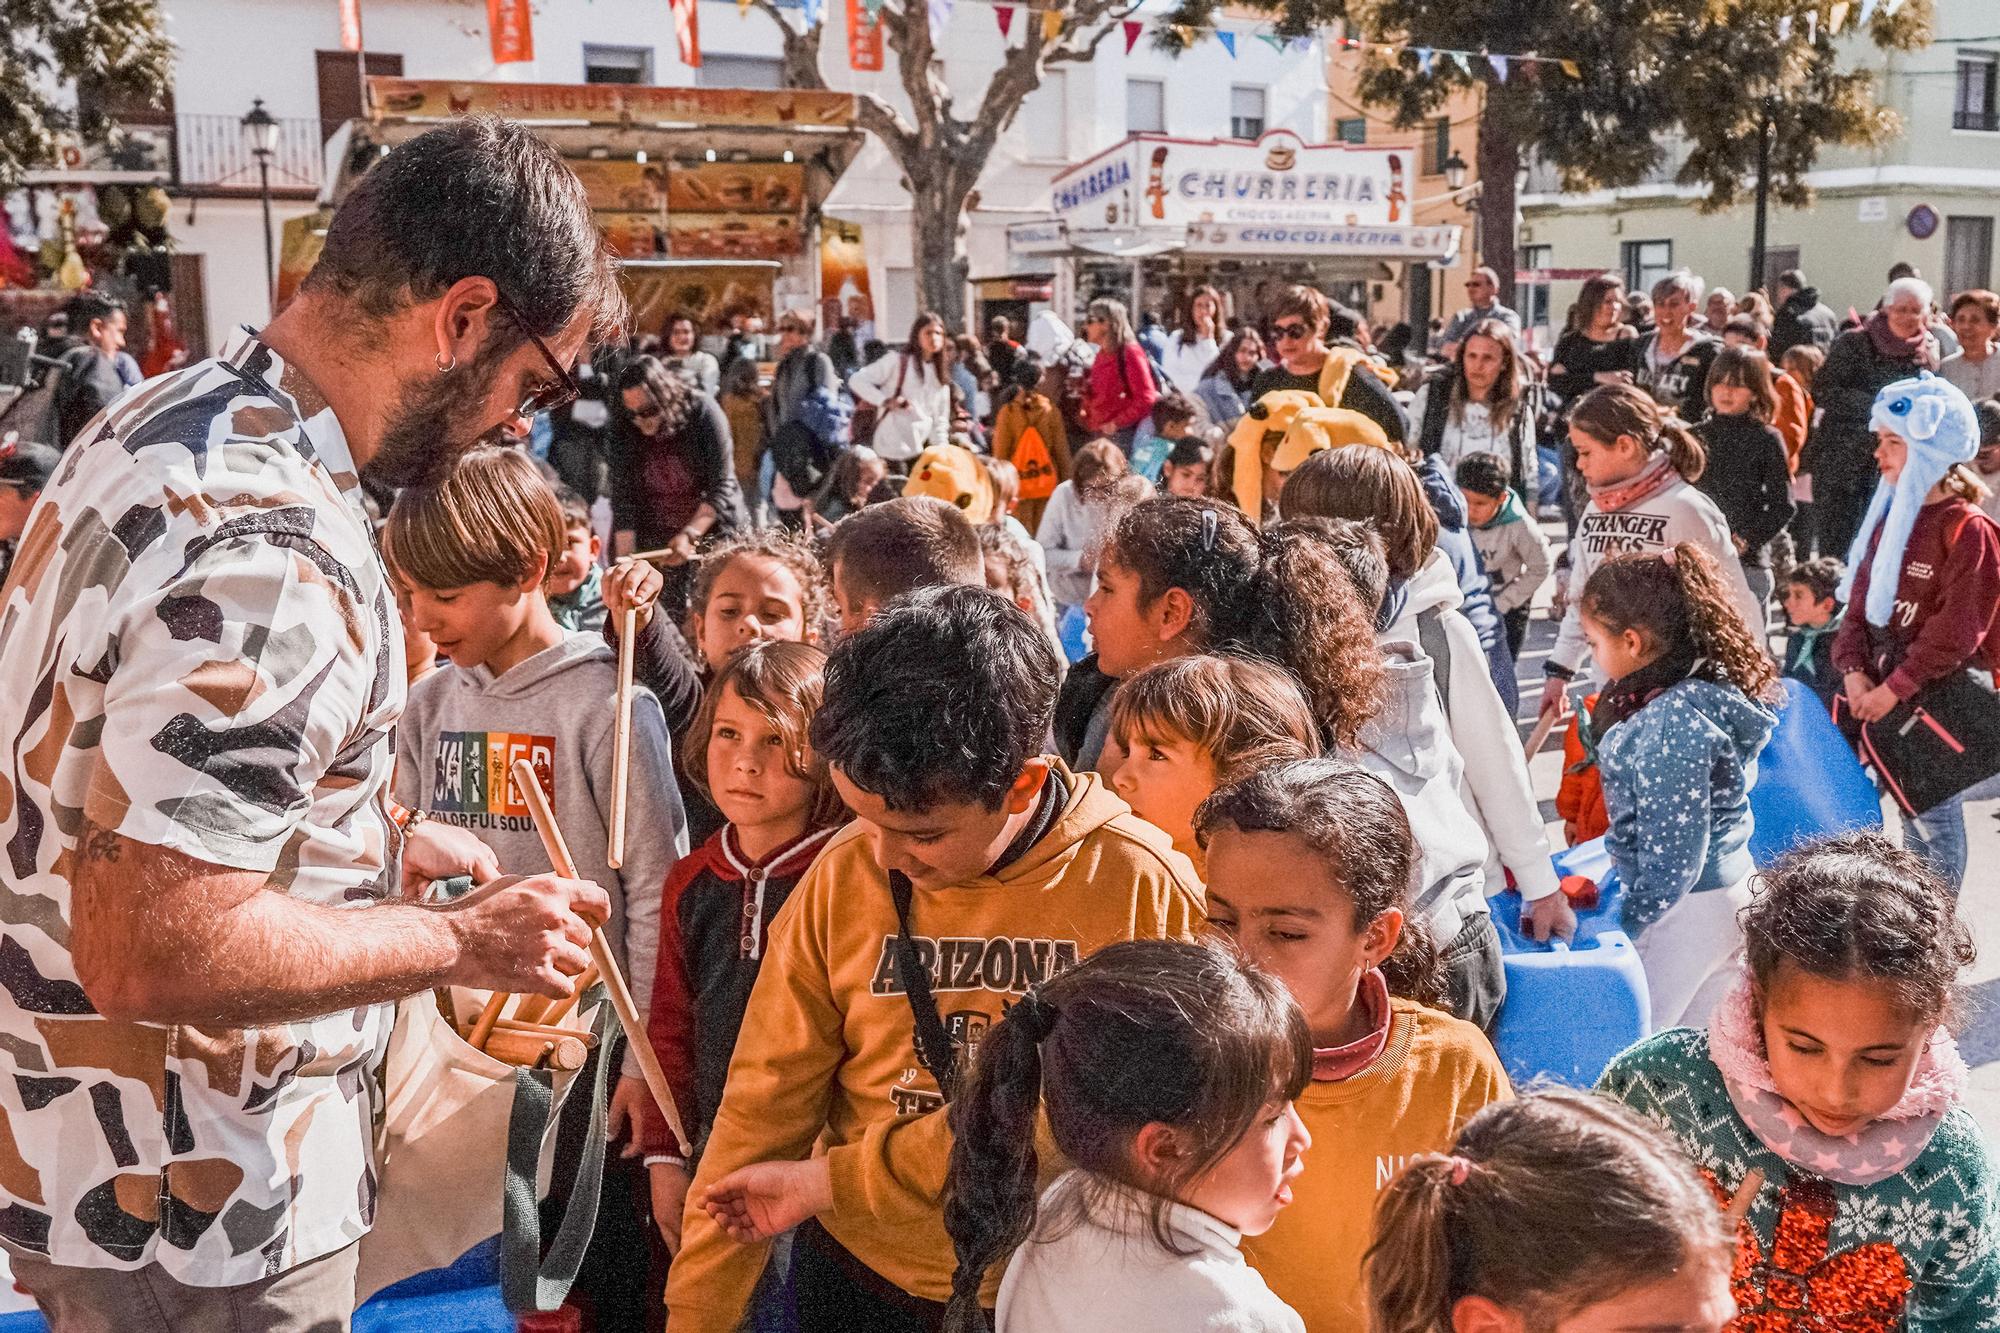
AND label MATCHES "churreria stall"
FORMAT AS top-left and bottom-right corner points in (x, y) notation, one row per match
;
(1011, 129), (1462, 323)
(282, 78), (866, 339)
